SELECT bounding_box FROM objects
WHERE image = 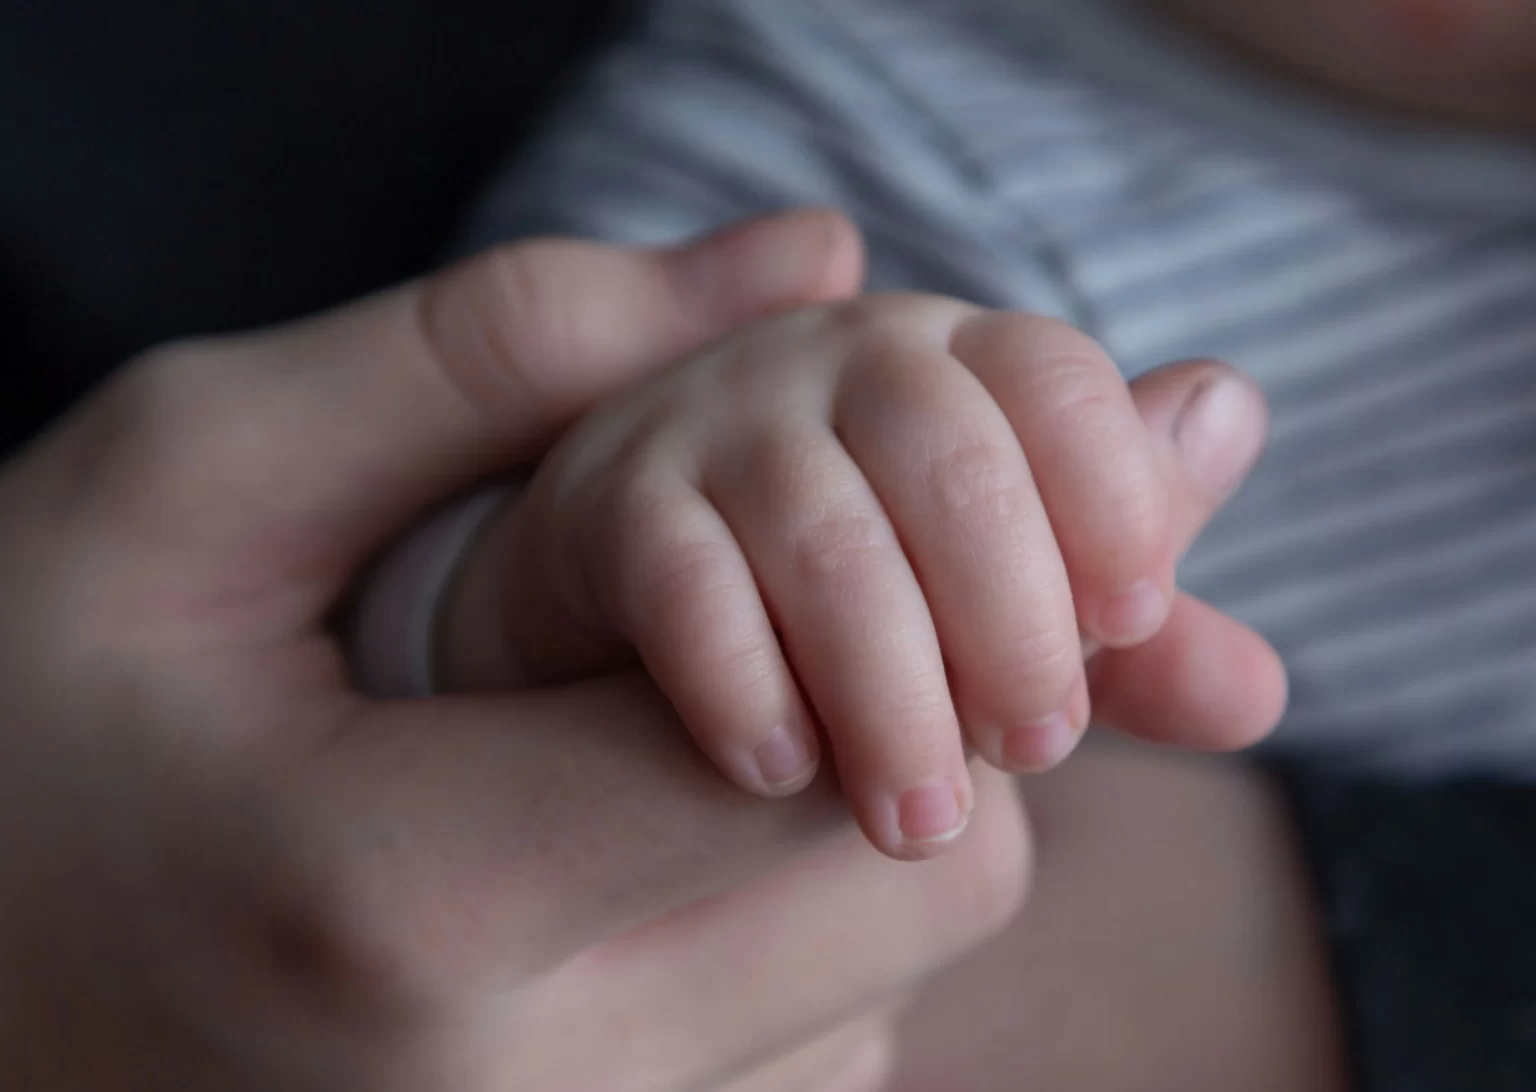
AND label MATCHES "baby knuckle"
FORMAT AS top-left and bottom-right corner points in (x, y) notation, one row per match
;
(1102, 475), (1168, 568)
(923, 437), (1026, 523)
(788, 511), (893, 587)
(1007, 629), (1083, 695)
(963, 312), (1118, 383)
(632, 534), (743, 625)
(818, 294), (898, 341)
(829, 292), (968, 344)
(1029, 364), (1127, 437)
(609, 483), (726, 605)
(1007, 313), (1110, 367)
(604, 466), (680, 541)
(707, 636), (789, 700)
